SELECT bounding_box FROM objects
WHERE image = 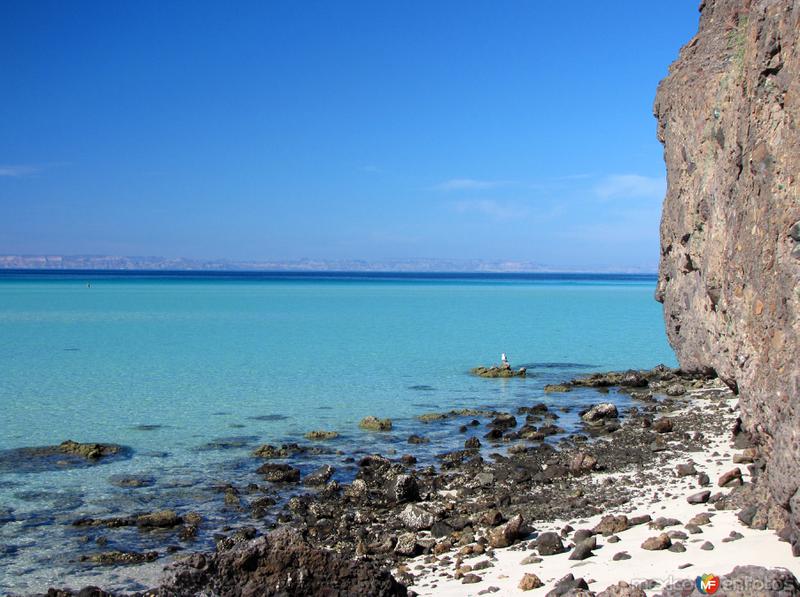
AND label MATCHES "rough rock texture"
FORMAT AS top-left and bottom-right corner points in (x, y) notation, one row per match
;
(654, 0), (800, 540)
(155, 527), (407, 596)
